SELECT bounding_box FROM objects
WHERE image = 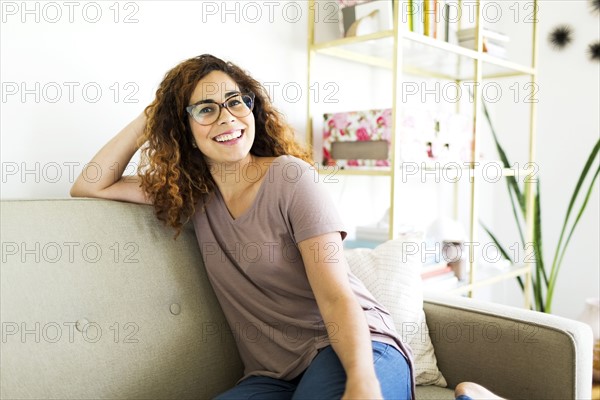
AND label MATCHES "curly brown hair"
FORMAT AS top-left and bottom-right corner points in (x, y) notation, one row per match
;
(138, 54), (312, 237)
